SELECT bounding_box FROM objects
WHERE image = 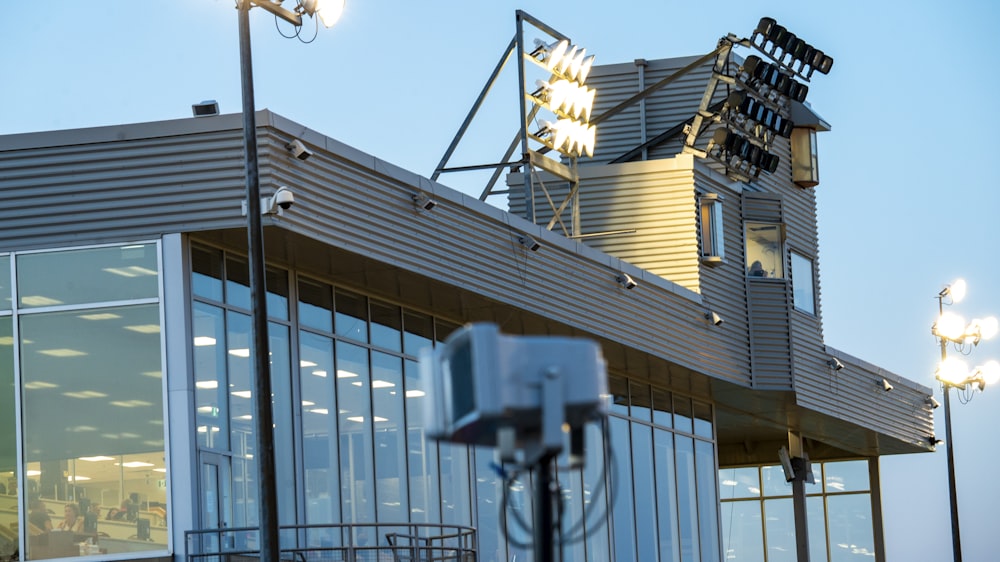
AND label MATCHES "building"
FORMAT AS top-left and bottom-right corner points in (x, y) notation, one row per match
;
(0, 47), (934, 562)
